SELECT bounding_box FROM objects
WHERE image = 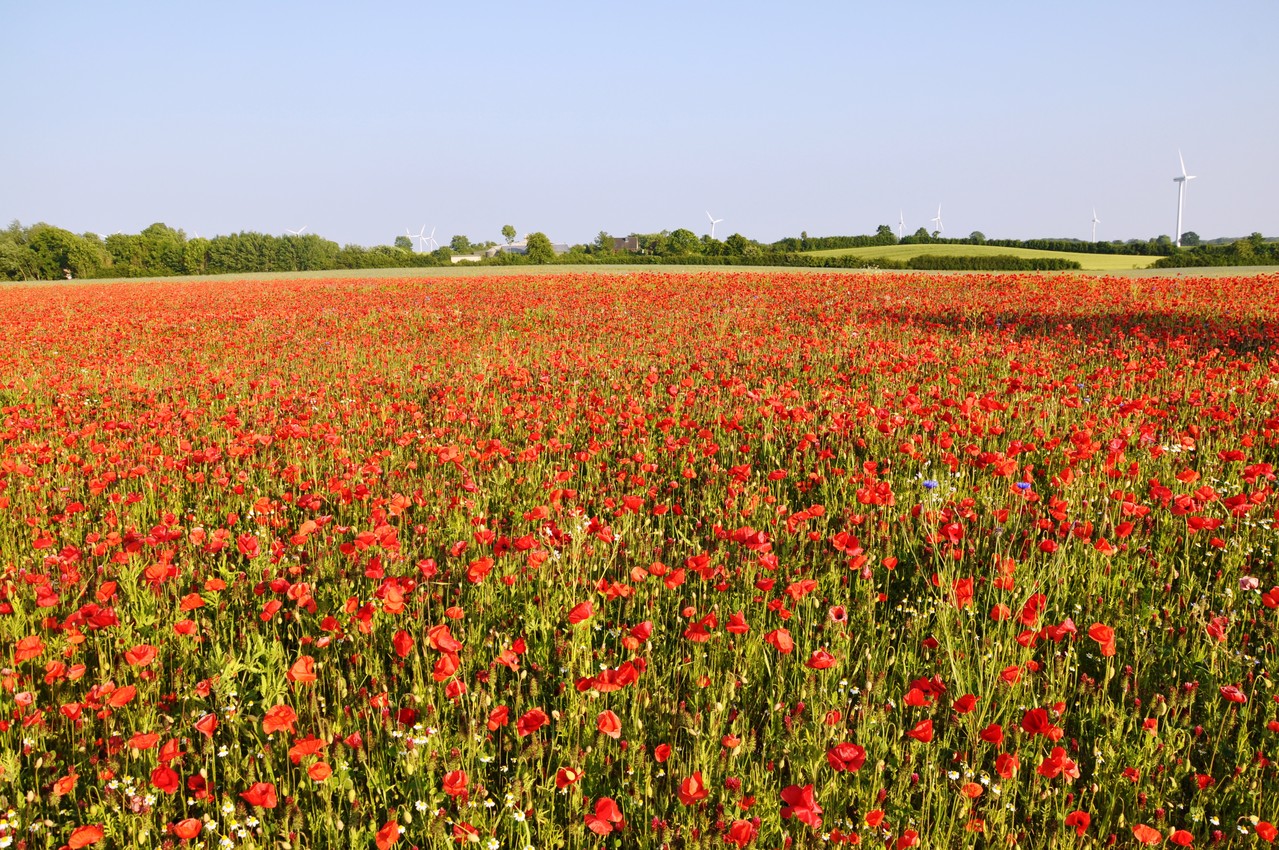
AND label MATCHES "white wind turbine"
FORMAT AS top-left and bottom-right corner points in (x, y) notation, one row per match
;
(423, 226), (439, 251)
(1173, 150), (1196, 247)
(1091, 209), (1101, 243)
(286, 226), (307, 236)
(931, 205), (944, 235)
(898, 211), (905, 240)
(409, 226), (427, 251)
(706, 211), (724, 240)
